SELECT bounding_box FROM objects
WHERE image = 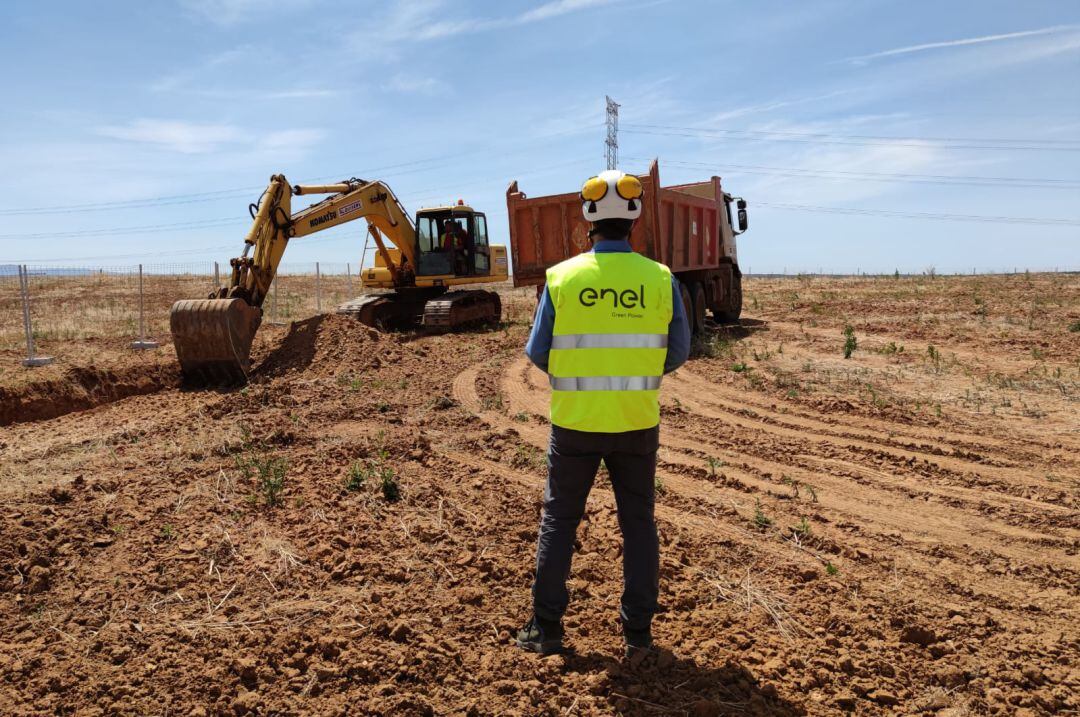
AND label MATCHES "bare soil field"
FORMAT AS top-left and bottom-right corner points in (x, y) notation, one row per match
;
(1, 273), (1077, 715)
